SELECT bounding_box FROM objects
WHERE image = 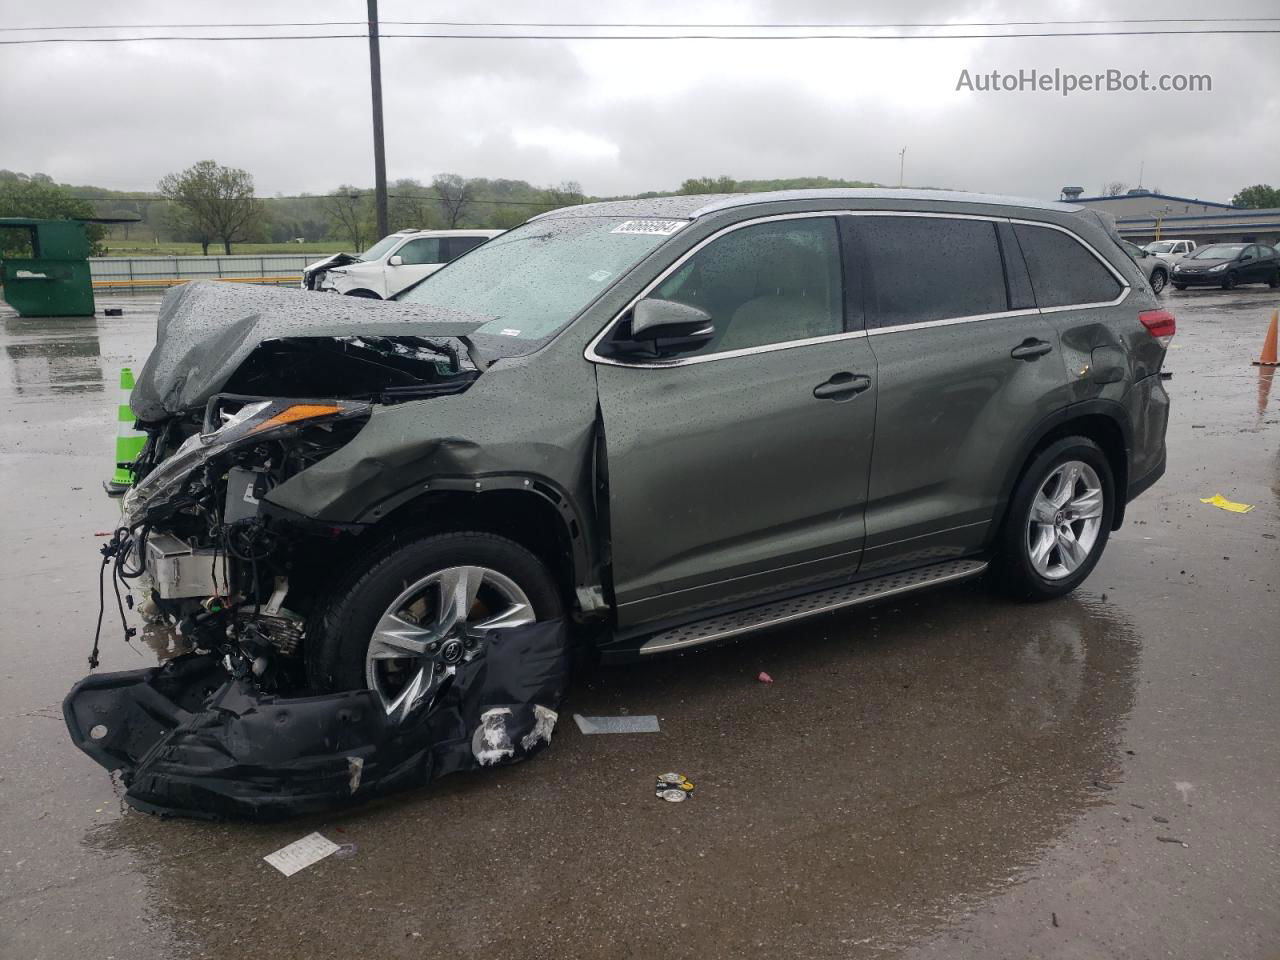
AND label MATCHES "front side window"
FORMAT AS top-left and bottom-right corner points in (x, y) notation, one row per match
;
(858, 216), (1007, 326)
(396, 237), (442, 265)
(649, 217), (844, 355)
(1014, 223), (1123, 307)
